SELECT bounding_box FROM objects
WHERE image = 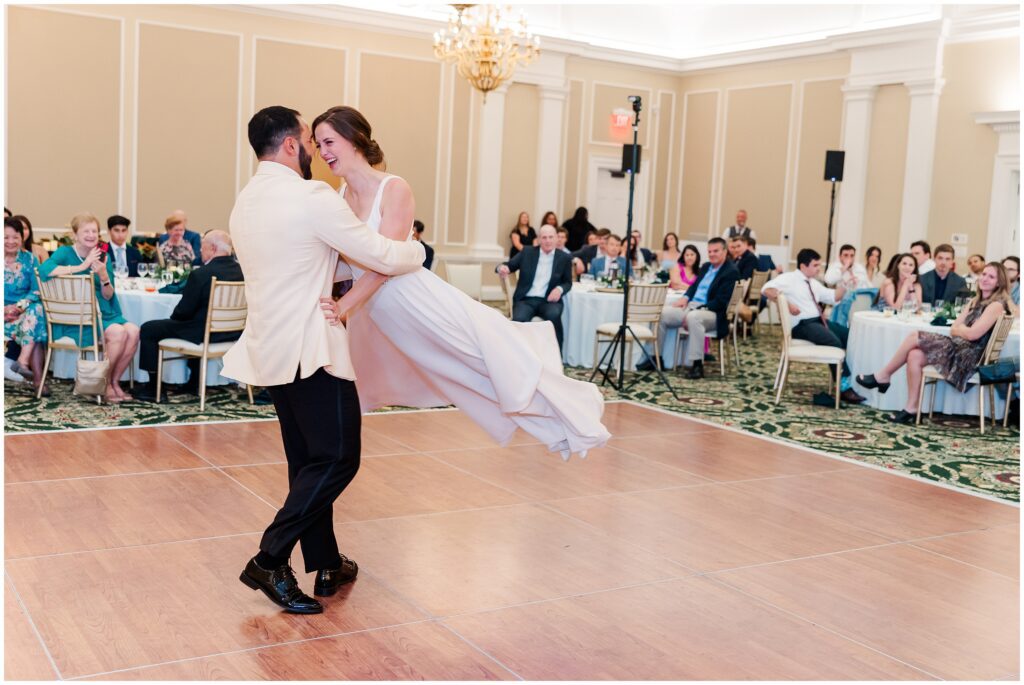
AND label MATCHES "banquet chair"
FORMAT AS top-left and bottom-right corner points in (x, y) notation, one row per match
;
(916, 313), (1014, 434)
(35, 272), (106, 404)
(1005, 372), (1019, 428)
(676, 280), (746, 376)
(741, 270), (770, 339)
(773, 293), (845, 409)
(155, 278), (253, 411)
(499, 273), (543, 322)
(593, 284), (668, 372)
(445, 262), (482, 301)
